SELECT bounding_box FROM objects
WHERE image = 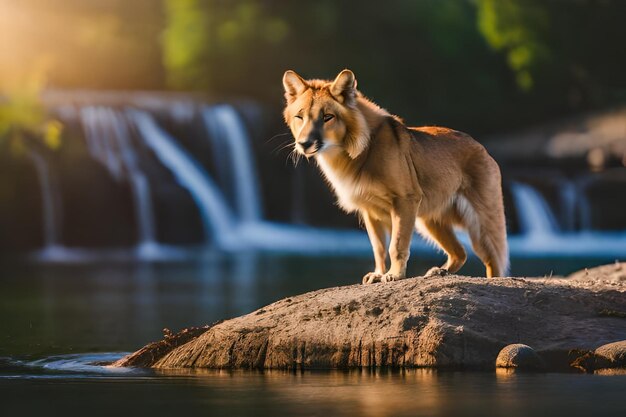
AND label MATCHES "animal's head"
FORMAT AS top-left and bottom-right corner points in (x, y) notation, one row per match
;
(282, 69), (369, 159)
